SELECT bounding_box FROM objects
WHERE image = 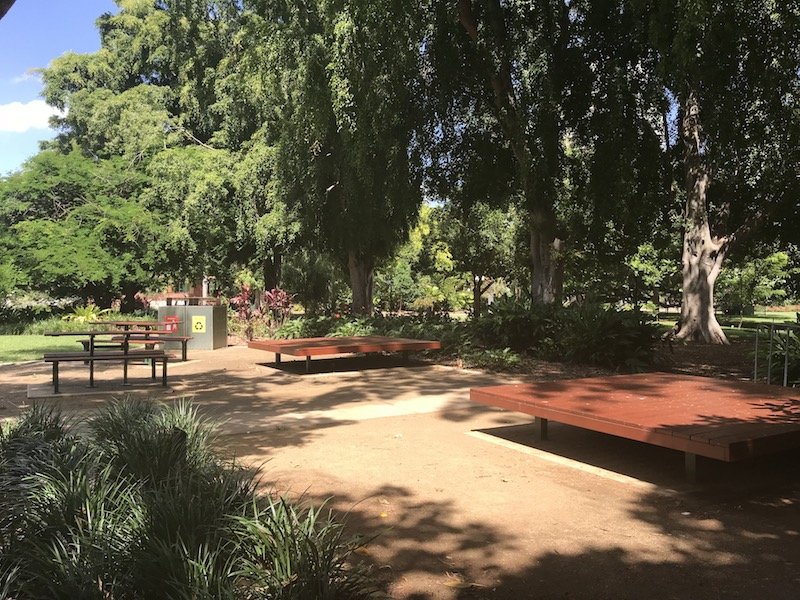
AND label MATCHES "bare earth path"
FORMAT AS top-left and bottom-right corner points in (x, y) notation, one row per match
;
(1, 343), (798, 599)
